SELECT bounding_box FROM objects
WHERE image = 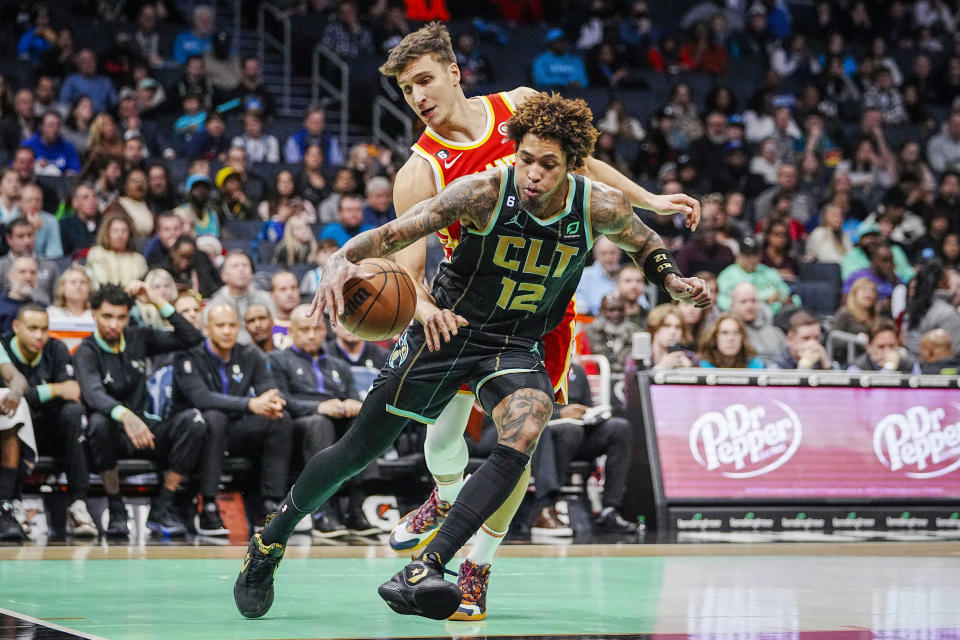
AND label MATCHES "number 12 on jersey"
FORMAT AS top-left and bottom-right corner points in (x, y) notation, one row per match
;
(496, 276), (546, 313)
